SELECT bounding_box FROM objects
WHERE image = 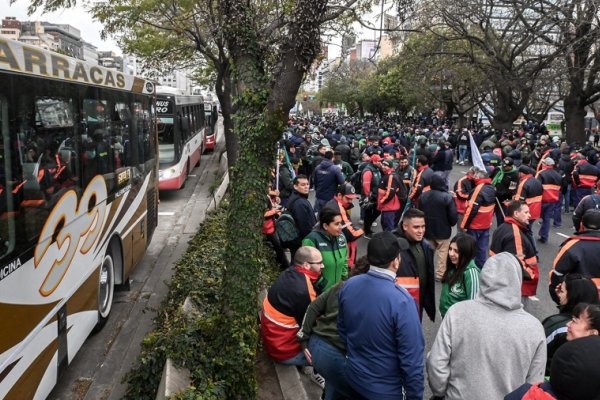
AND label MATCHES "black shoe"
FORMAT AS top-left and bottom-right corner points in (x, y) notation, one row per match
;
(538, 237), (547, 243)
